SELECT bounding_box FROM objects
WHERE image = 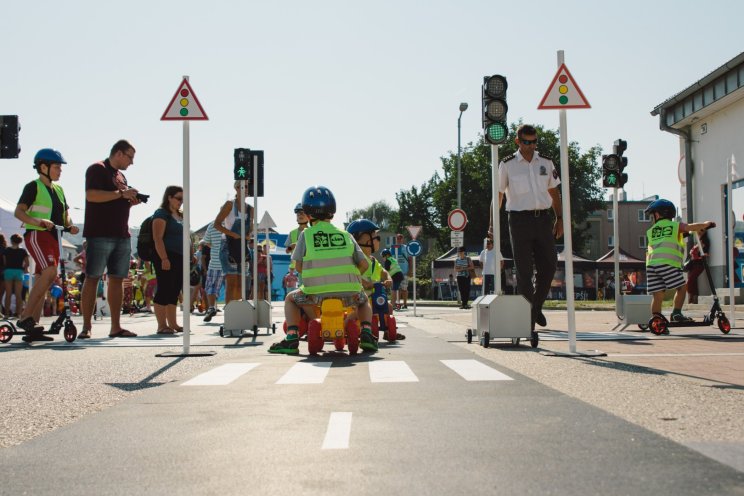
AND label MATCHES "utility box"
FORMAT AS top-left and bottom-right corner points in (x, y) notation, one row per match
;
(621, 294), (652, 325)
(471, 294), (531, 342)
(222, 300), (273, 337)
